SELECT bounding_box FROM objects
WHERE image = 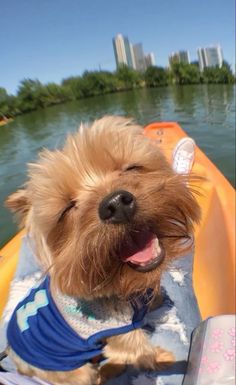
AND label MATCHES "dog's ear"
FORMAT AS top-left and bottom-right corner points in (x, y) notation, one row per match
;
(5, 189), (30, 226)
